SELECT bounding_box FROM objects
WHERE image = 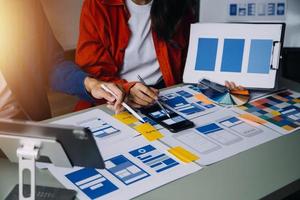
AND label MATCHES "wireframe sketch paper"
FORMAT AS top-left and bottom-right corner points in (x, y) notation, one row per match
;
(183, 23), (283, 89)
(51, 109), (140, 158)
(159, 85), (220, 119)
(159, 109), (281, 165)
(48, 136), (201, 200)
